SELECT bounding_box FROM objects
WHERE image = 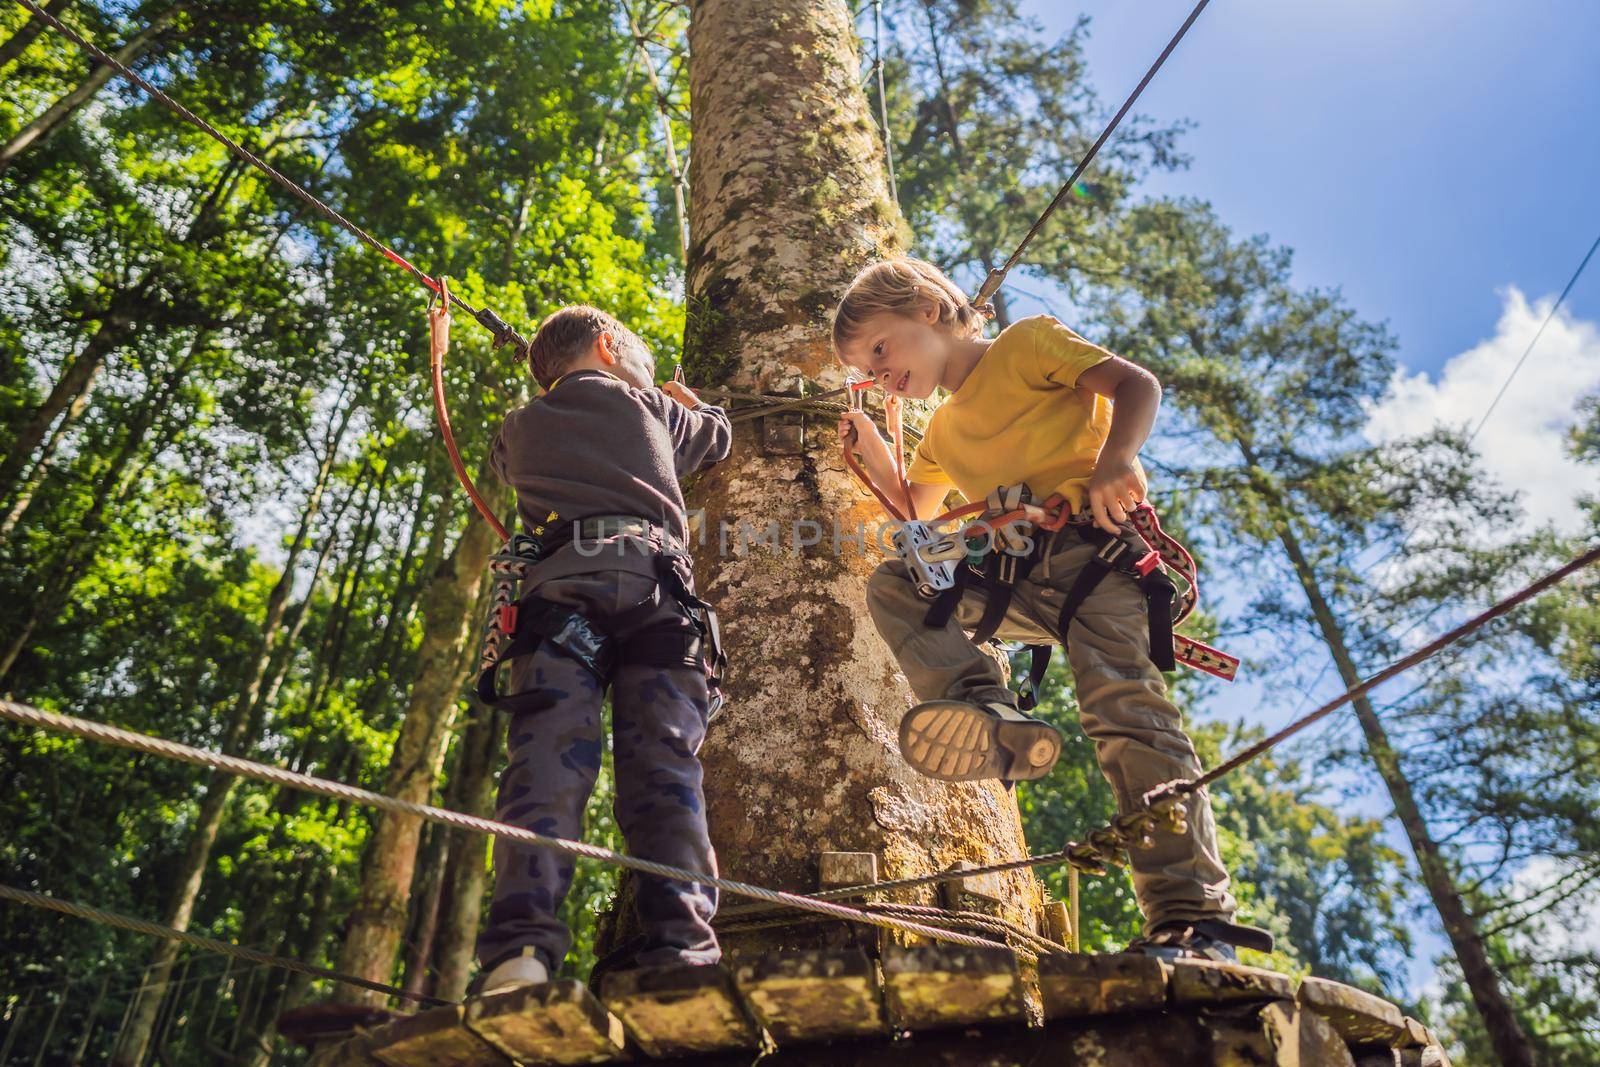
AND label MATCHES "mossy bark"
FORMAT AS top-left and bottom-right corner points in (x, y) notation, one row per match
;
(681, 0), (1044, 951)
